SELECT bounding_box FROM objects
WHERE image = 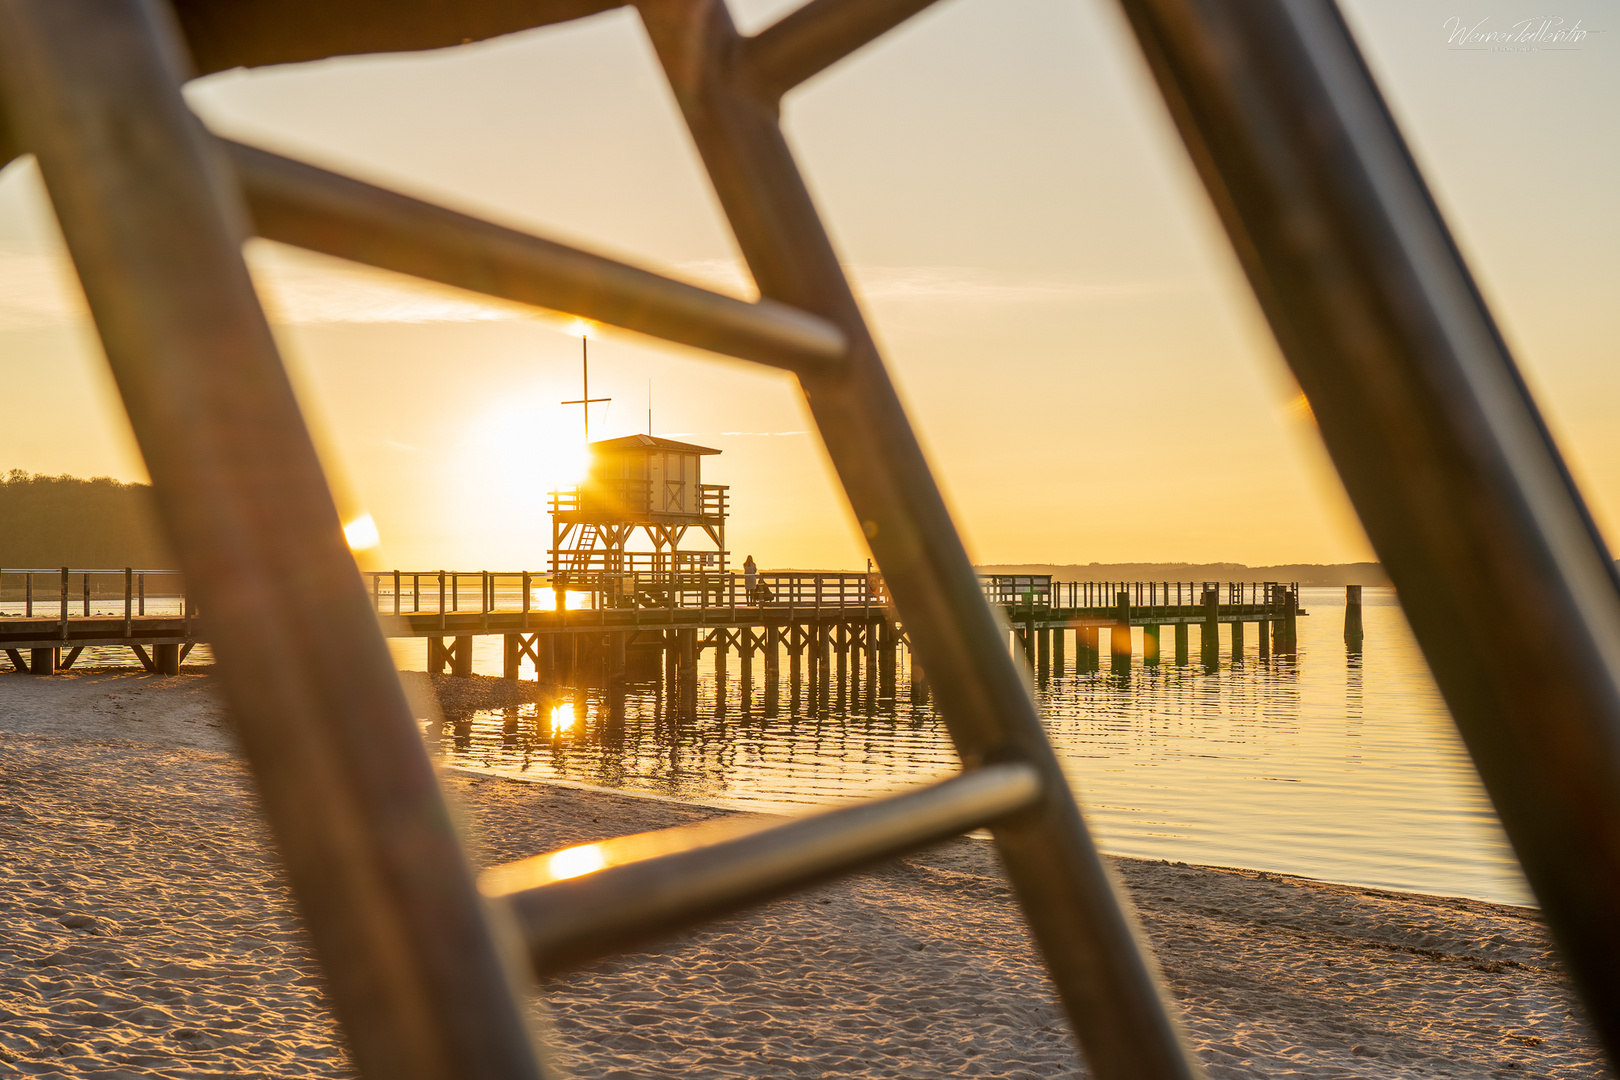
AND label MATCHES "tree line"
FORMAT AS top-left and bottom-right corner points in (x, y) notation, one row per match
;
(0, 470), (174, 571)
